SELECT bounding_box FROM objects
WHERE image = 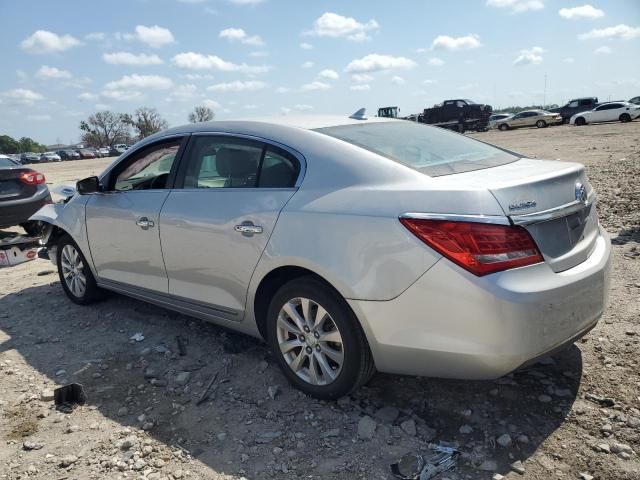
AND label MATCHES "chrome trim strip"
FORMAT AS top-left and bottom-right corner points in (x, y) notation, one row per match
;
(509, 193), (596, 226)
(97, 278), (241, 322)
(400, 212), (510, 225)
